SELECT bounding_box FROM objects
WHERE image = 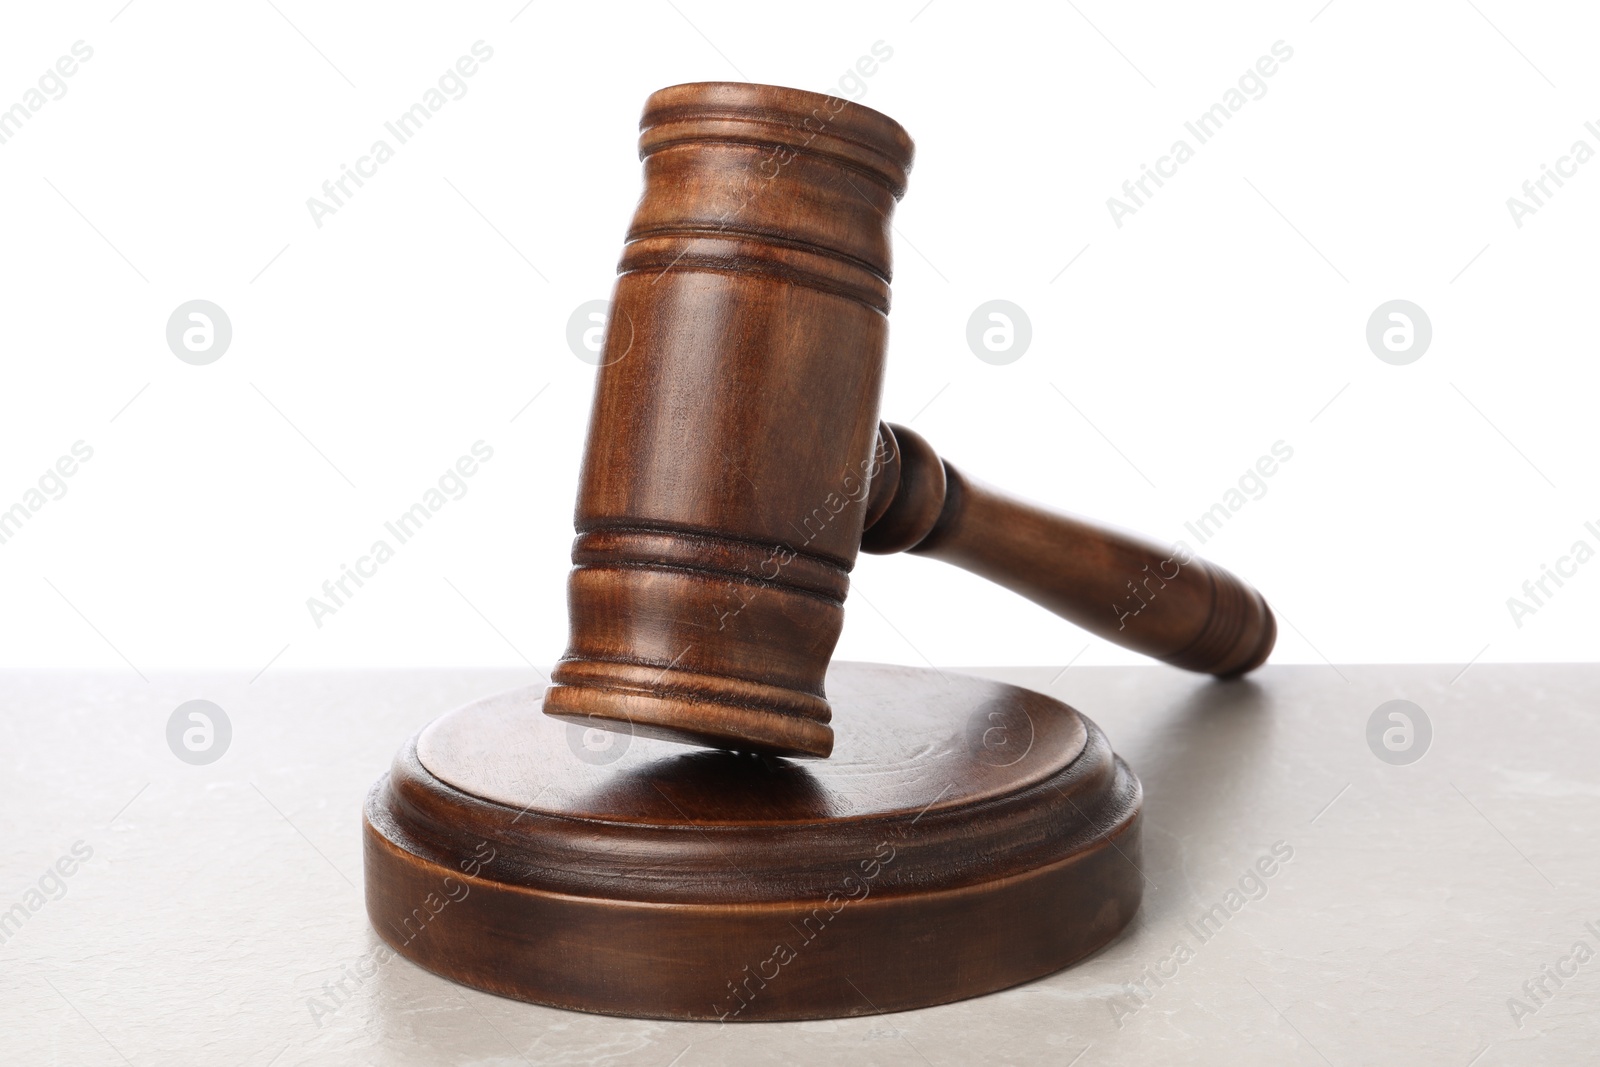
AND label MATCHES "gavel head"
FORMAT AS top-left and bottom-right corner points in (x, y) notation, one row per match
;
(541, 83), (916, 759)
